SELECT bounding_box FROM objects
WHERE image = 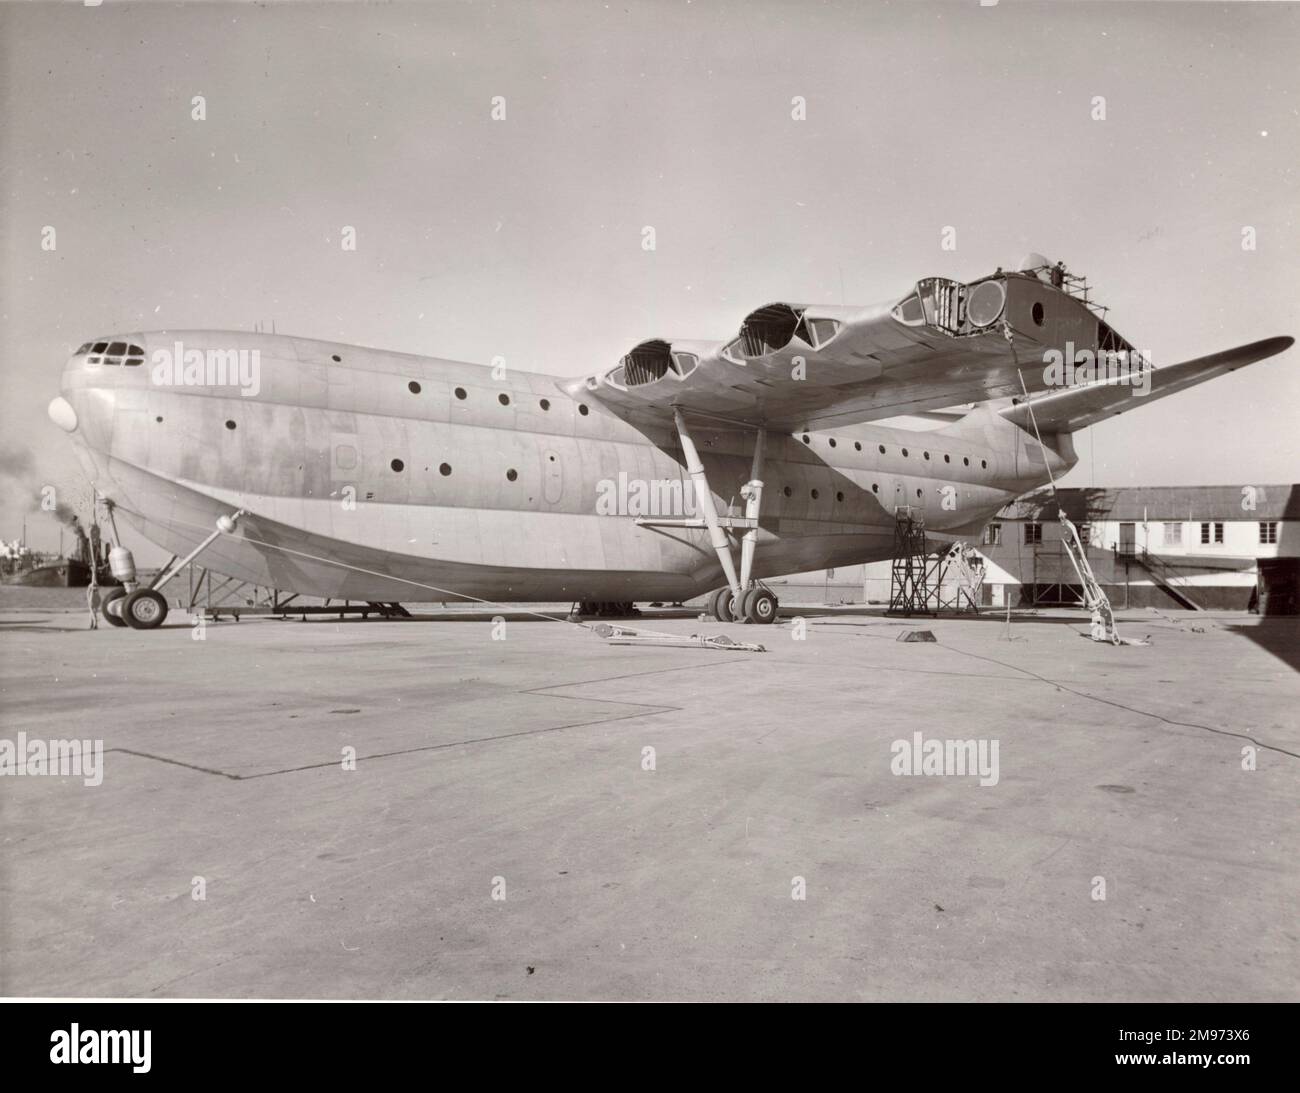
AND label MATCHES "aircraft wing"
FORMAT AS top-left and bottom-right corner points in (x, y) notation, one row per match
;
(999, 336), (1294, 435)
(565, 275), (1079, 431)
